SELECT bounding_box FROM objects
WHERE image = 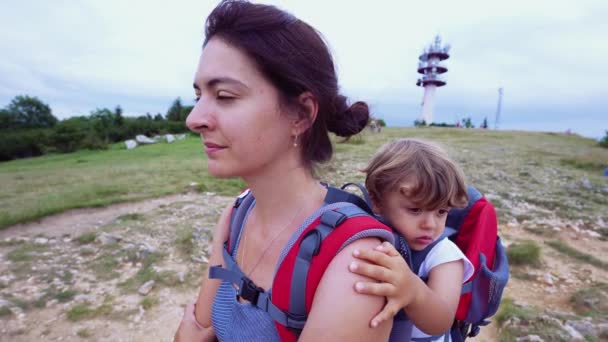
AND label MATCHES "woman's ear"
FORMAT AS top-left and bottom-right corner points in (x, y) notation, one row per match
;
(292, 91), (318, 135)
